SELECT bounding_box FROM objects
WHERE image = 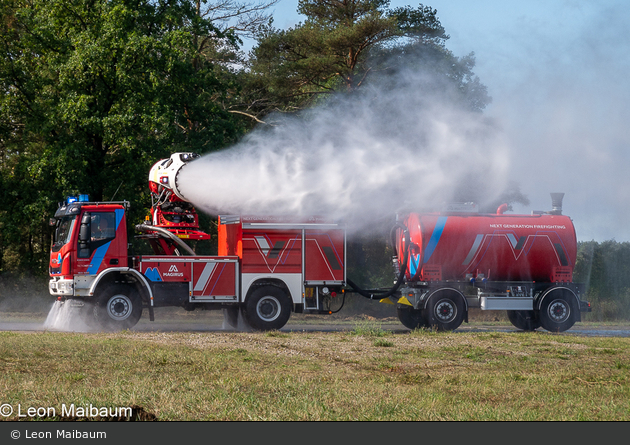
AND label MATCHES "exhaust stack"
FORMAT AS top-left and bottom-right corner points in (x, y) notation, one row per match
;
(550, 193), (564, 215)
